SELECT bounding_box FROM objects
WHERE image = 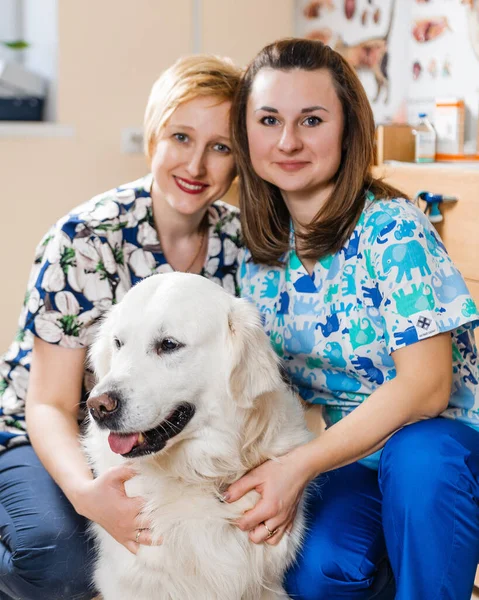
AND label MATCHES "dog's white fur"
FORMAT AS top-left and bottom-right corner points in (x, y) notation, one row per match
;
(84, 273), (311, 600)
